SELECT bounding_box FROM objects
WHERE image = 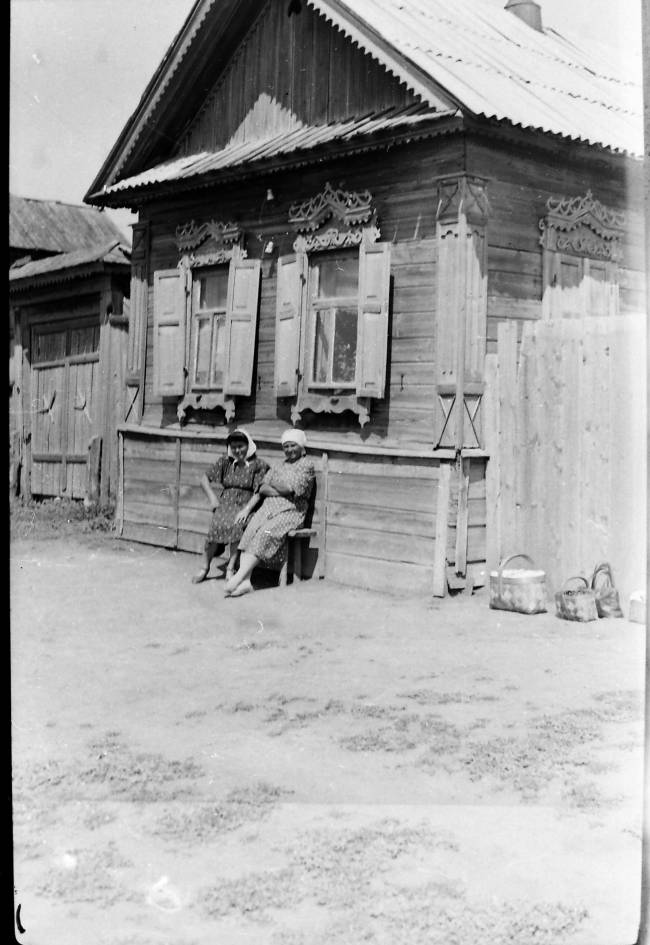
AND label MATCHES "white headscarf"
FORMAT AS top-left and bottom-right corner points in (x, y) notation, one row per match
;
(227, 428), (257, 463)
(281, 428), (307, 456)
